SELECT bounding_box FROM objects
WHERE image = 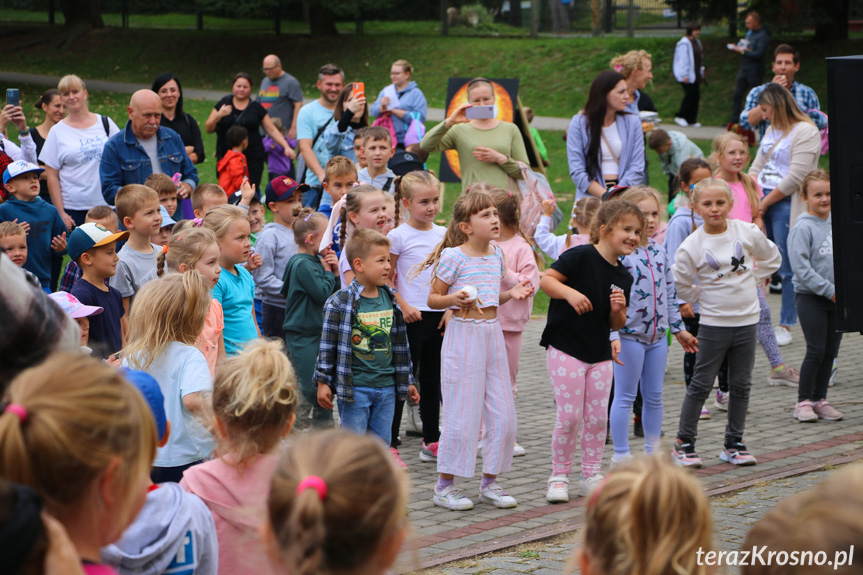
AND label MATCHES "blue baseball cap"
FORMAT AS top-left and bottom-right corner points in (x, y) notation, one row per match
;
(159, 205), (176, 228)
(66, 222), (129, 262)
(122, 368), (168, 442)
(3, 160), (44, 185)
